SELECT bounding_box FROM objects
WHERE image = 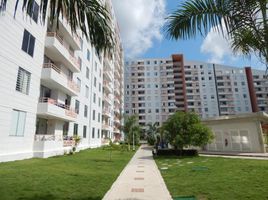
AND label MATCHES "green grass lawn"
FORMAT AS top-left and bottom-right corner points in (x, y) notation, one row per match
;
(155, 156), (268, 200)
(0, 148), (135, 200)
